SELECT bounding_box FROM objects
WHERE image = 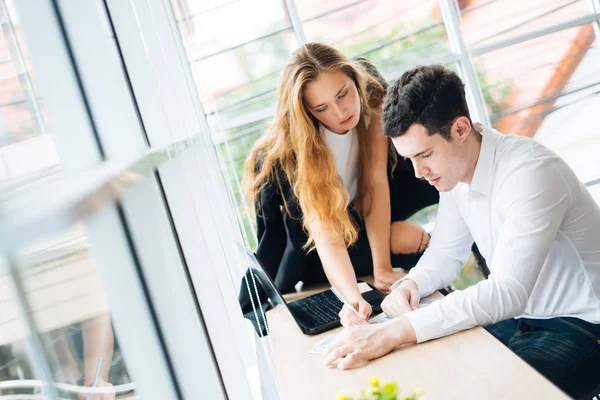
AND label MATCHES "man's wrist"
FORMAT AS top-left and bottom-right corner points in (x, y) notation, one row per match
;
(399, 278), (417, 288)
(389, 315), (417, 346)
(390, 276), (417, 291)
